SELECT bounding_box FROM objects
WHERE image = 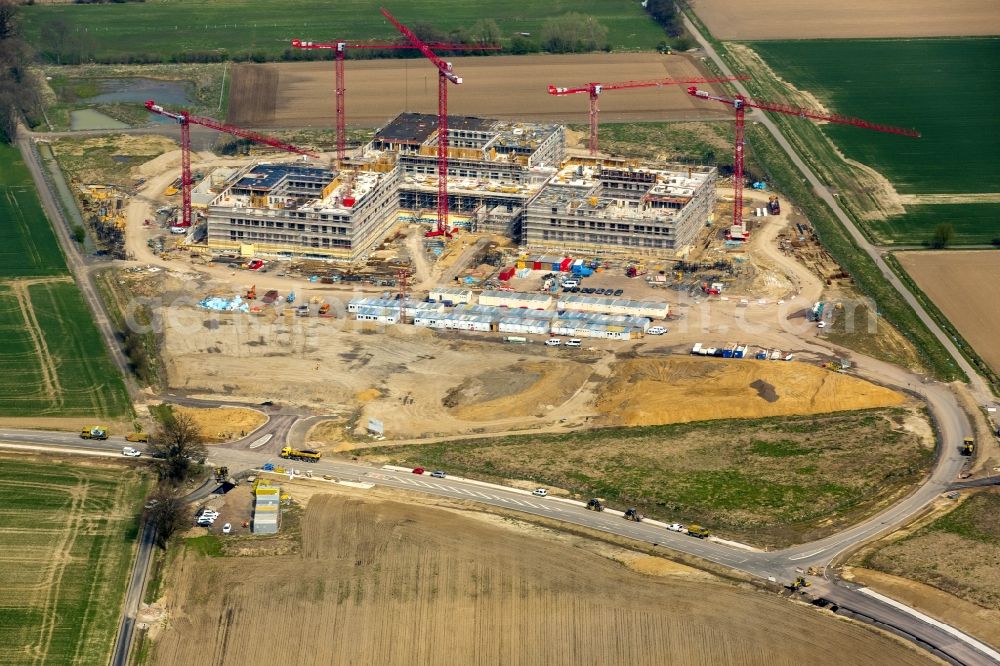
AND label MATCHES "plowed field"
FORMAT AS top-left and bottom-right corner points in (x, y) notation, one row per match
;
(897, 251), (1000, 376)
(689, 0), (1000, 39)
(150, 490), (934, 666)
(227, 53), (733, 128)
